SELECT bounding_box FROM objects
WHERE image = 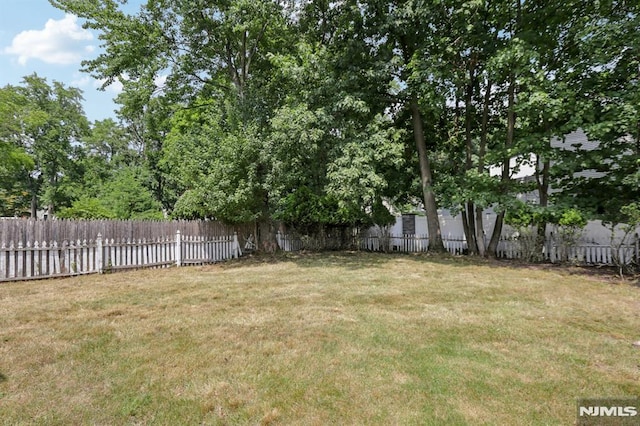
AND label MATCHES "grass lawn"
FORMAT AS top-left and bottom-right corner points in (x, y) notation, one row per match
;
(0, 252), (638, 425)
